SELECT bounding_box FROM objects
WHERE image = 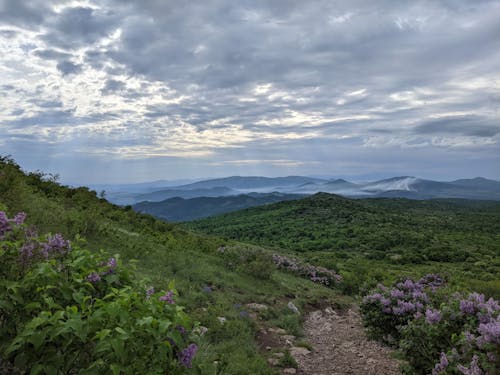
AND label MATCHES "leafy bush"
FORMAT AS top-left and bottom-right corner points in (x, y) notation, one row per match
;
(0, 211), (197, 374)
(272, 254), (342, 287)
(361, 274), (445, 345)
(362, 274), (499, 374)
